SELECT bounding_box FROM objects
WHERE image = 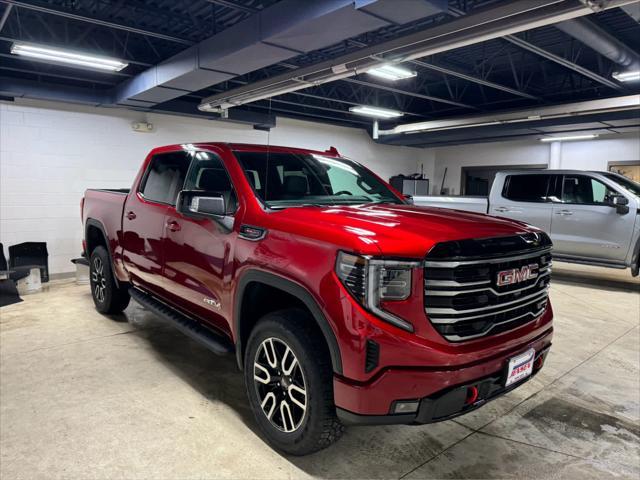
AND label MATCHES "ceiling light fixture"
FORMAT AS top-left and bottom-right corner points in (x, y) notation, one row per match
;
(612, 70), (640, 82)
(540, 134), (599, 142)
(10, 43), (128, 72)
(366, 64), (417, 81)
(349, 105), (403, 119)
